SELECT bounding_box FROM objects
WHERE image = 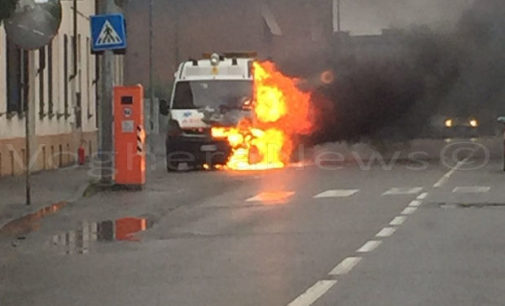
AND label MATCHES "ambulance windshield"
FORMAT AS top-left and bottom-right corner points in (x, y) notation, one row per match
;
(172, 80), (252, 110)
